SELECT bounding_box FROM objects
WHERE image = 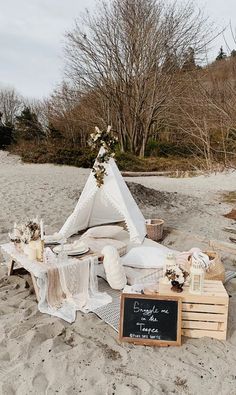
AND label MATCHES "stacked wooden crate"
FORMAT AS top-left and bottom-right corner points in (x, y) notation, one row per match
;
(159, 280), (229, 340)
